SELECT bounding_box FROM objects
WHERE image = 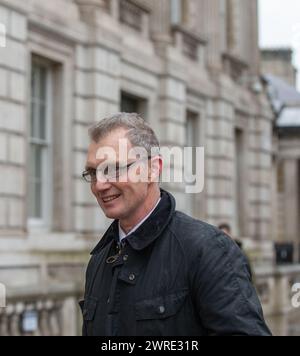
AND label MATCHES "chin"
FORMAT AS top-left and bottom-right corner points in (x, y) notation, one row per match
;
(104, 212), (118, 220)
(103, 207), (122, 220)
